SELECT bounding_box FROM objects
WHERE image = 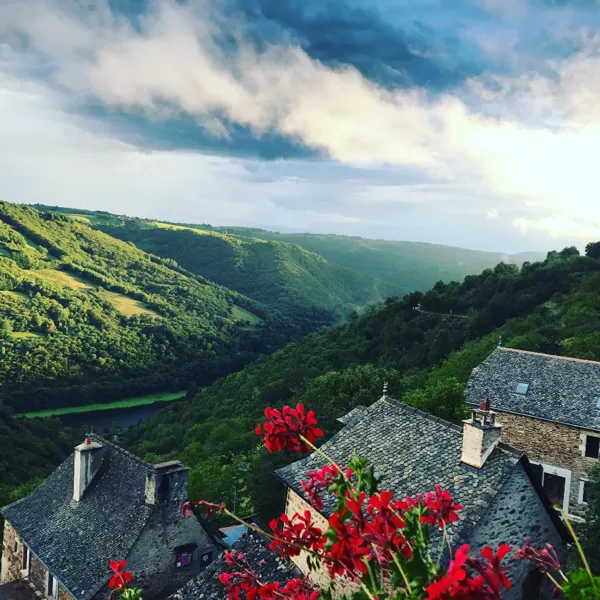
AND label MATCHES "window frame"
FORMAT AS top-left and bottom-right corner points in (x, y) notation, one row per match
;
(579, 479), (589, 505)
(514, 381), (530, 396)
(529, 461), (572, 514)
(175, 543), (197, 569)
(46, 572), (58, 597)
